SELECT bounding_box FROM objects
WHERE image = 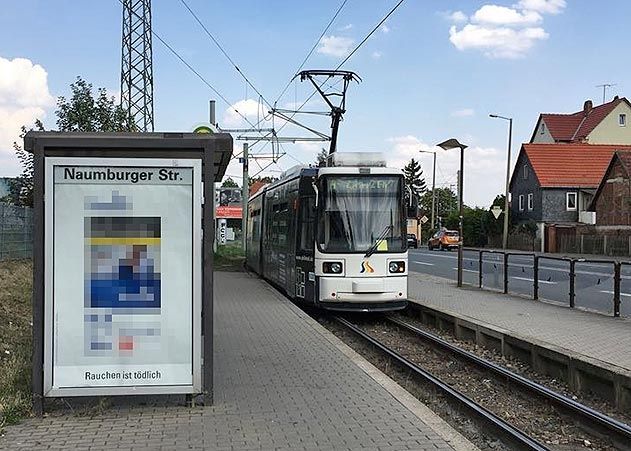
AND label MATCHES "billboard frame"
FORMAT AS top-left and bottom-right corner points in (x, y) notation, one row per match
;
(27, 132), (233, 414)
